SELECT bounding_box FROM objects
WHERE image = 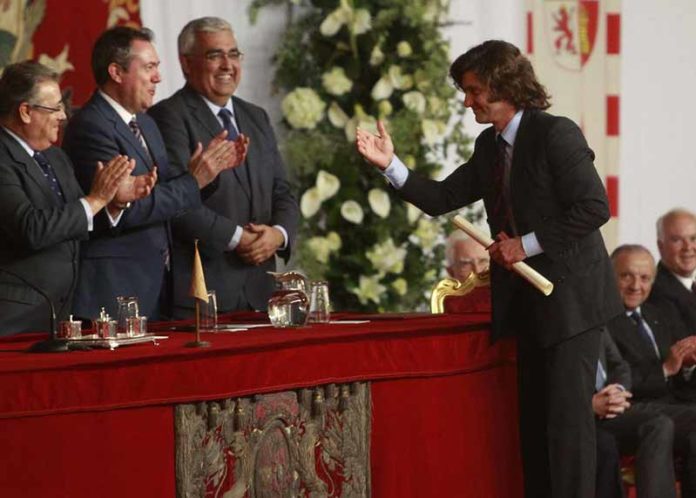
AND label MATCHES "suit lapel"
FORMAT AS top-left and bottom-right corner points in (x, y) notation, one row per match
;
(231, 98), (254, 204)
(0, 129), (61, 204)
(92, 93), (153, 170)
